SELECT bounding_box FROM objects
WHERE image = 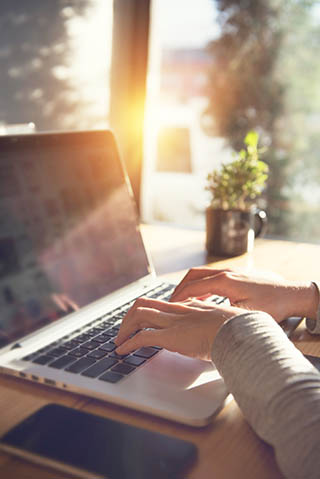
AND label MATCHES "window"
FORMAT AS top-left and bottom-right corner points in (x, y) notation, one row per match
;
(143, 0), (222, 227)
(143, 0), (320, 243)
(0, 0), (113, 133)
